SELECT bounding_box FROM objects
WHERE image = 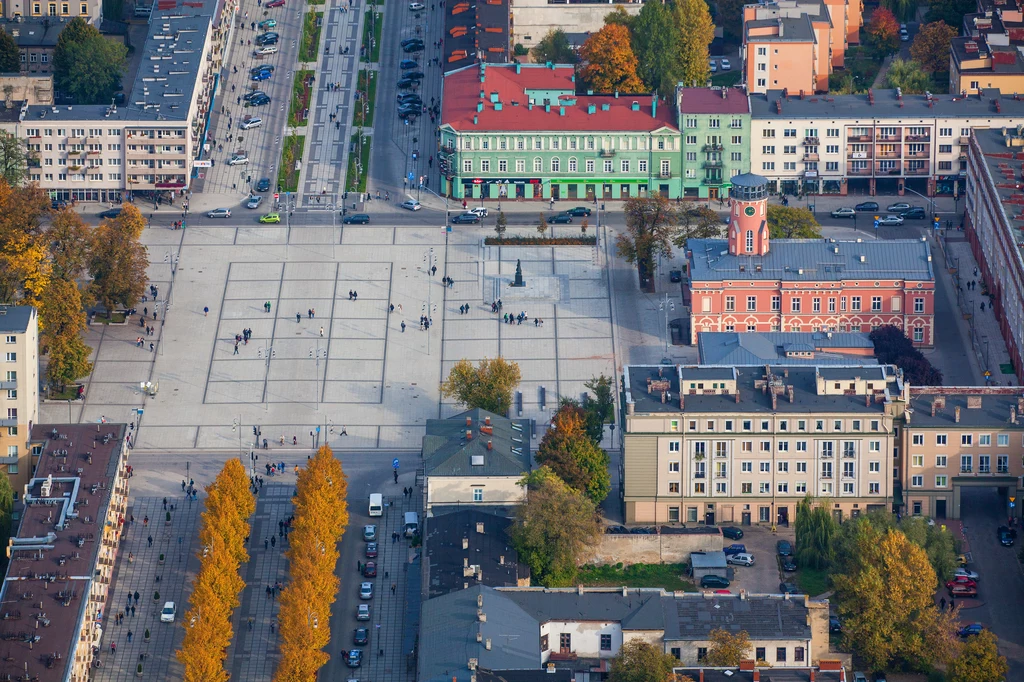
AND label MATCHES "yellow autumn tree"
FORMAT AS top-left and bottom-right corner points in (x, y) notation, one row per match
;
(275, 446), (348, 682)
(0, 180), (50, 306)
